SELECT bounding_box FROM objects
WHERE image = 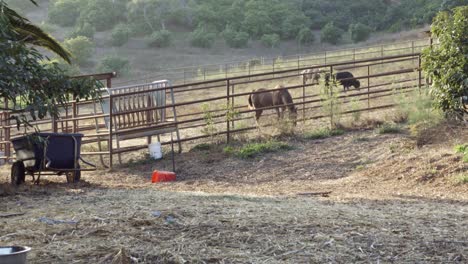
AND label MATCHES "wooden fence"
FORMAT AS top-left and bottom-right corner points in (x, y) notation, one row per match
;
(0, 53), (425, 169)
